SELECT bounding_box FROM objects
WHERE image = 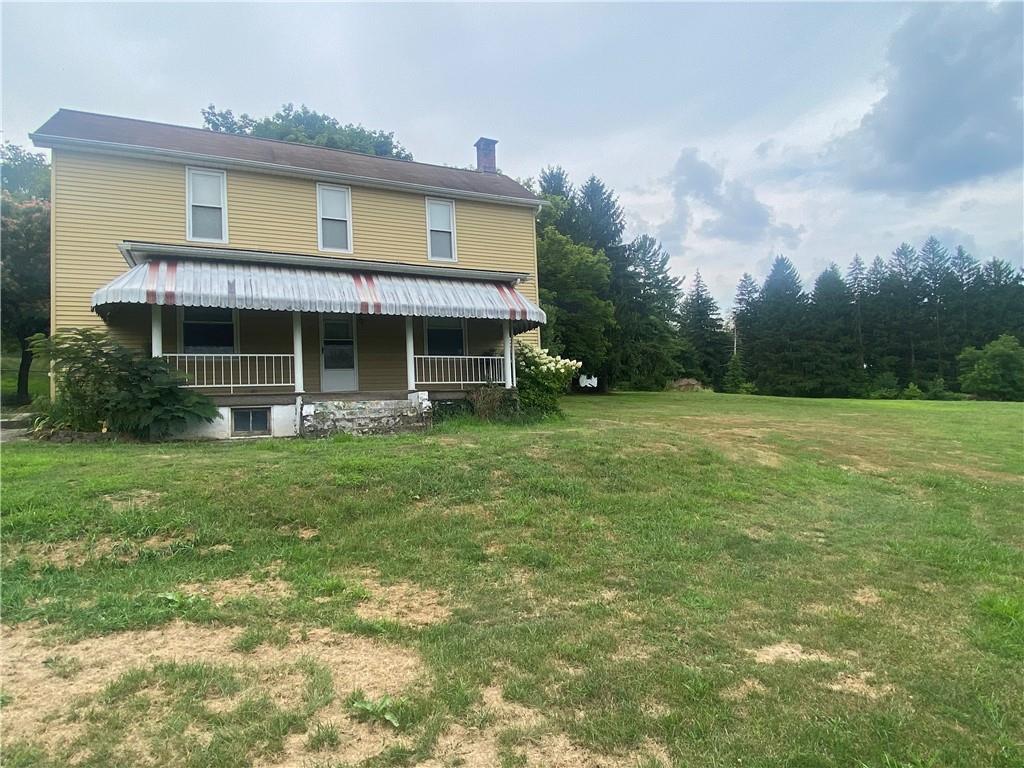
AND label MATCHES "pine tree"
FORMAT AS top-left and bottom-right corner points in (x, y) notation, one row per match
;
(846, 255), (867, 370)
(732, 272), (761, 350)
(722, 348), (751, 394)
(748, 256), (810, 395)
(888, 243), (923, 383)
(918, 236), (951, 378)
(681, 270), (731, 388)
(808, 264), (863, 396)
